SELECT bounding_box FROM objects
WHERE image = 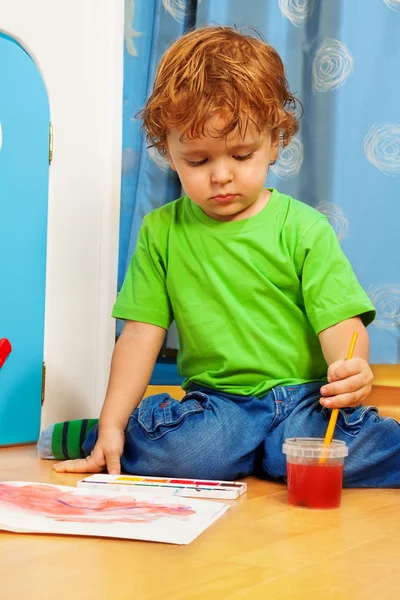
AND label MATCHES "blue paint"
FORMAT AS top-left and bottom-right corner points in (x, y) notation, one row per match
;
(0, 35), (49, 444)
